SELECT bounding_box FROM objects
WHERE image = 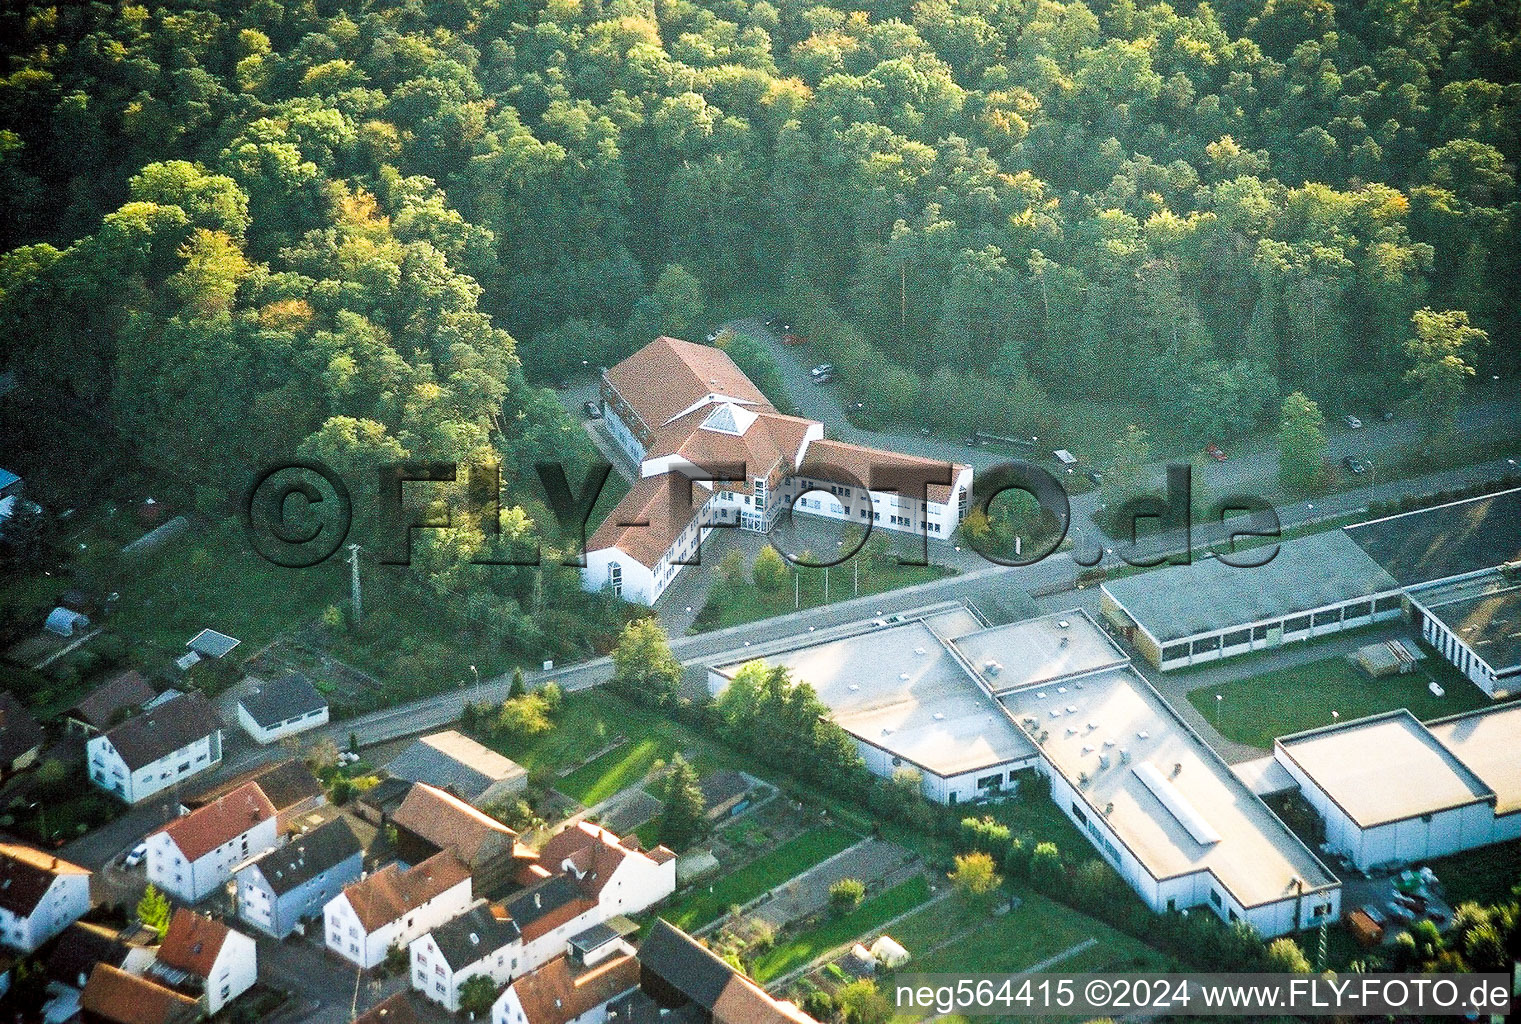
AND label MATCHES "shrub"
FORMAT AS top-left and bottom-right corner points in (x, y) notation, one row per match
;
(829, 878), (866, 913)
